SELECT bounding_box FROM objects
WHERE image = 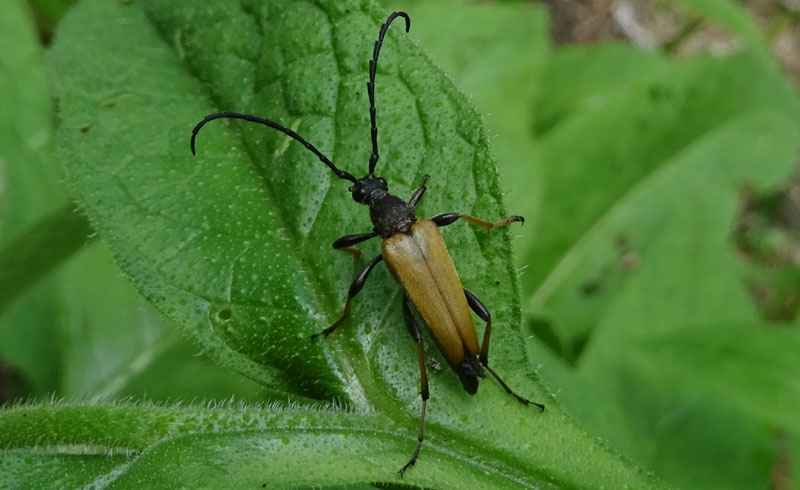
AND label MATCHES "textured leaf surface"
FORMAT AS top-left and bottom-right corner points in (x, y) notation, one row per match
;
(6, 0), (671, 488)
(0, 403), (551, 490)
